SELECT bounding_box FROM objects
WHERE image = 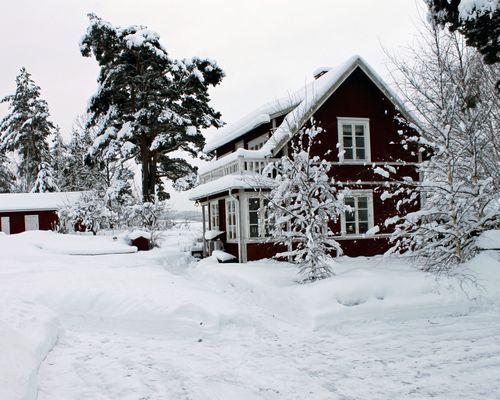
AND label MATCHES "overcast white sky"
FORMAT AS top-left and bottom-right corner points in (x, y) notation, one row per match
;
(0, 0), (425, 211)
